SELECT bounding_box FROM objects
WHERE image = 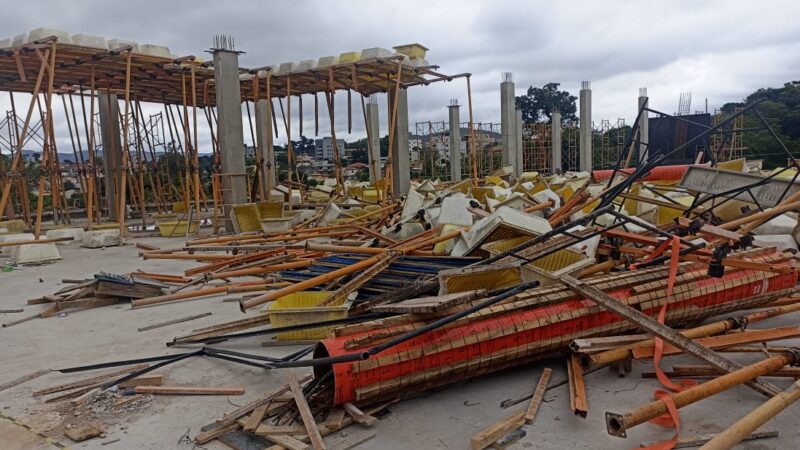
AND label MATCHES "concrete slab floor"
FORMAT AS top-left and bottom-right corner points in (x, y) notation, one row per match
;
(0, 236), (798, 449)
